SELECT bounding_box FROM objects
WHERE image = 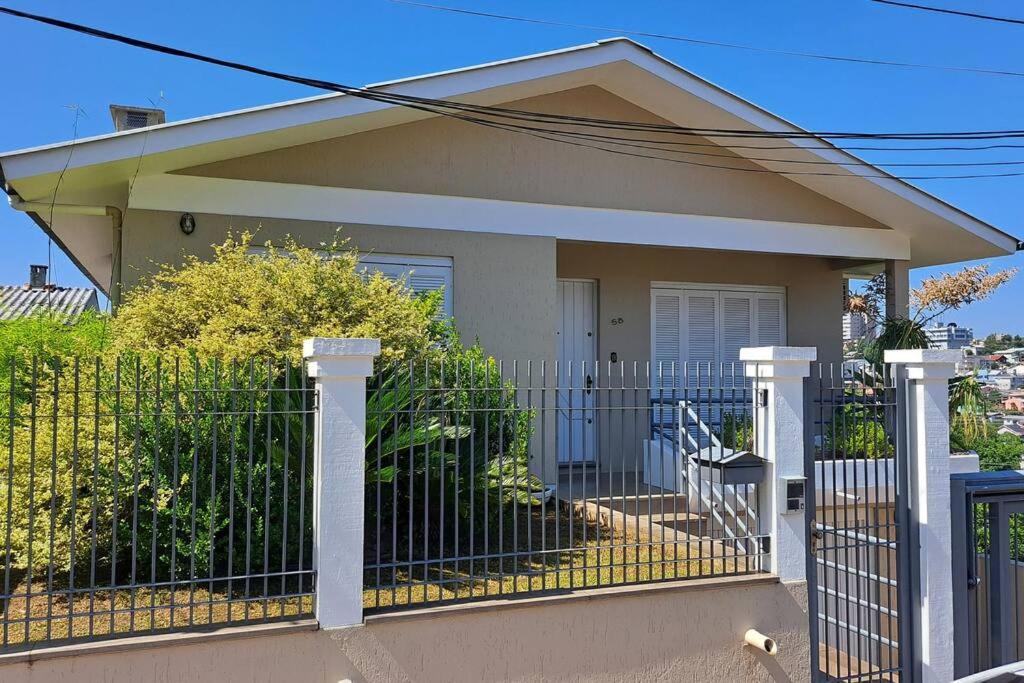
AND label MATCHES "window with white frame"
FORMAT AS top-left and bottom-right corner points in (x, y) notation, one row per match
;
(247, 246), (454, 318)
(651, 283), (786, 387)
(358, 253), (454, 319)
